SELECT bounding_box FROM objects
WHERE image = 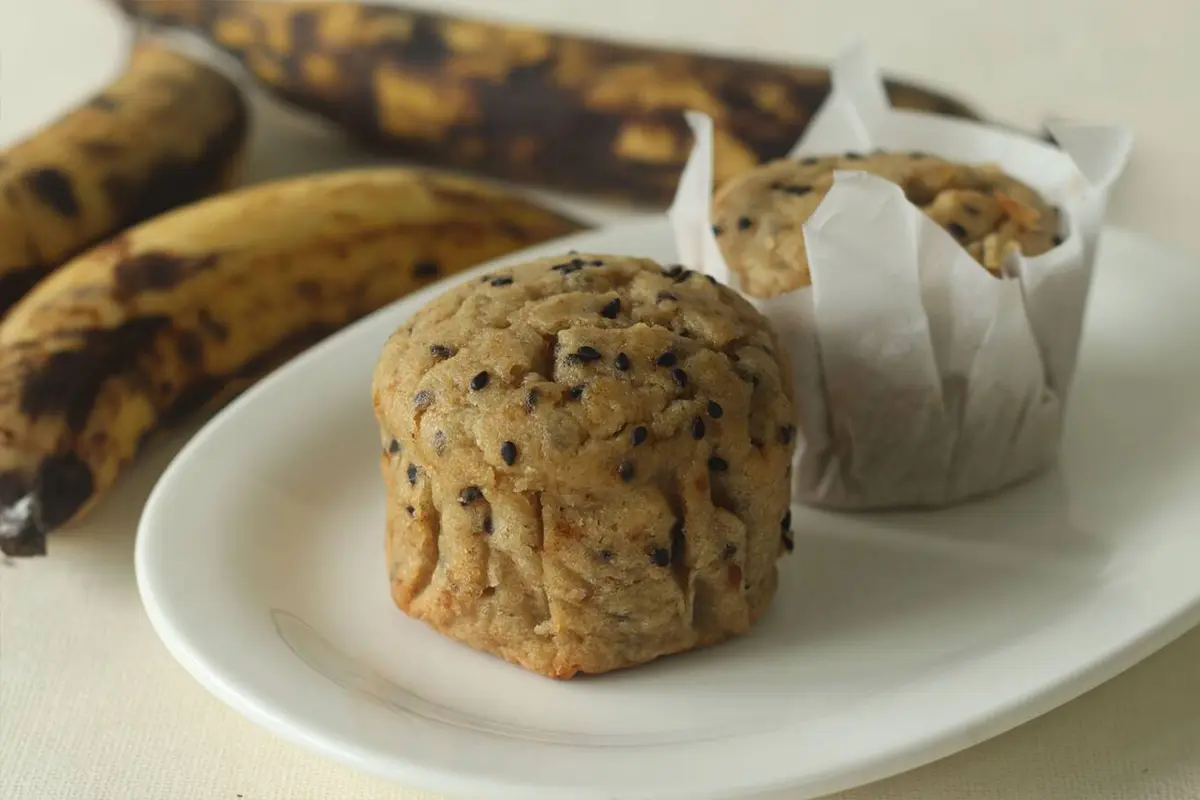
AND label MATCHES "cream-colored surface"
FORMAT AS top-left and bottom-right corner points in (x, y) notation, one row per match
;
(2, 1), (1199, 798)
